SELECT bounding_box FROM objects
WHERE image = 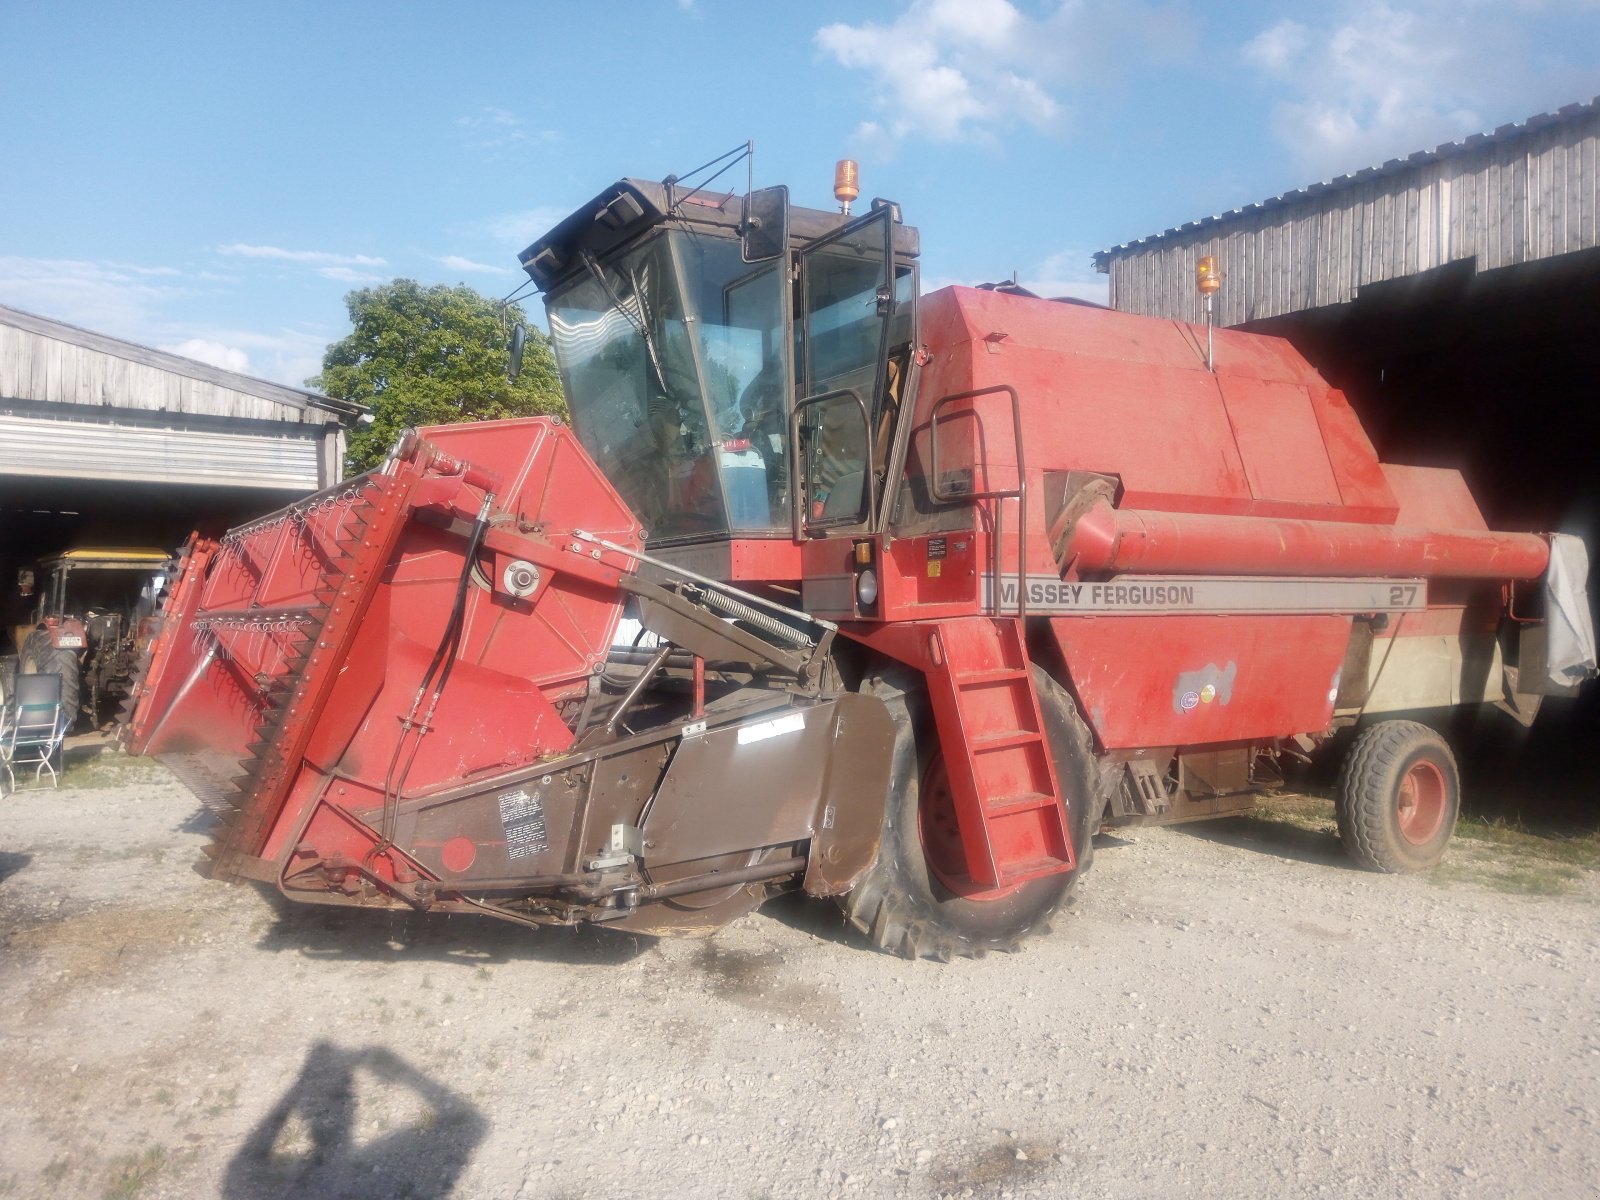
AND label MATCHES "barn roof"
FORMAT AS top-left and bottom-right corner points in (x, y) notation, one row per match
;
(1093, 97), (1600, 269)
(0, 303), (360, 425)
